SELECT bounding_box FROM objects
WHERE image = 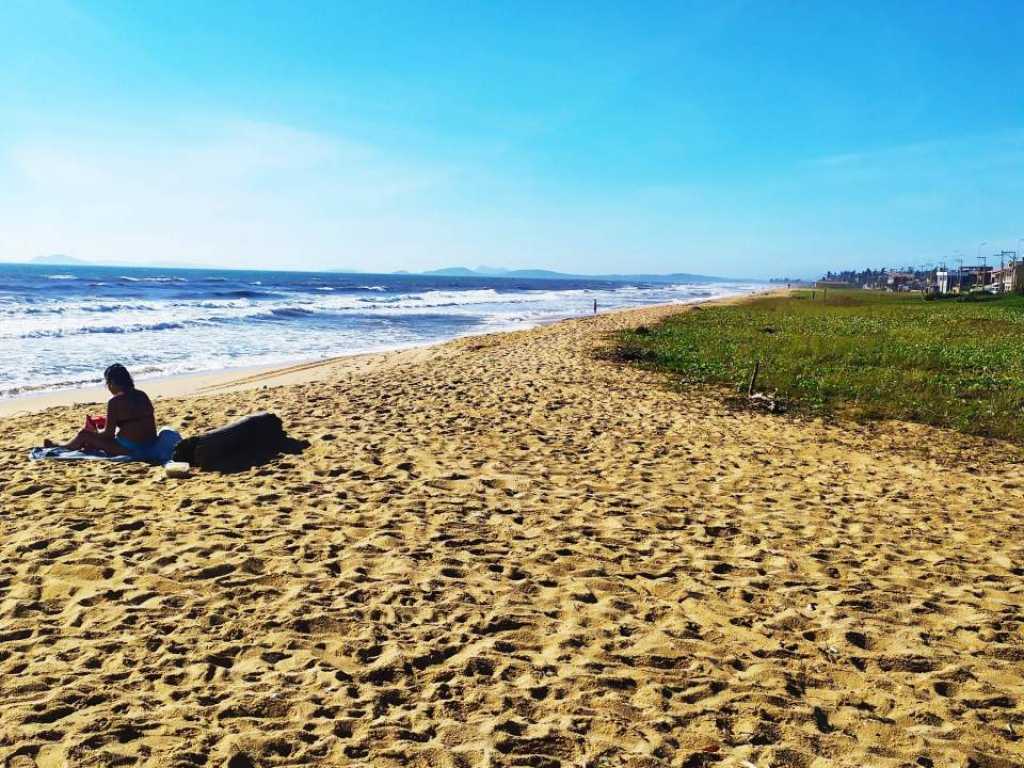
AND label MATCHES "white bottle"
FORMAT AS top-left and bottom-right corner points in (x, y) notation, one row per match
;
(165, 461), (191, 478)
